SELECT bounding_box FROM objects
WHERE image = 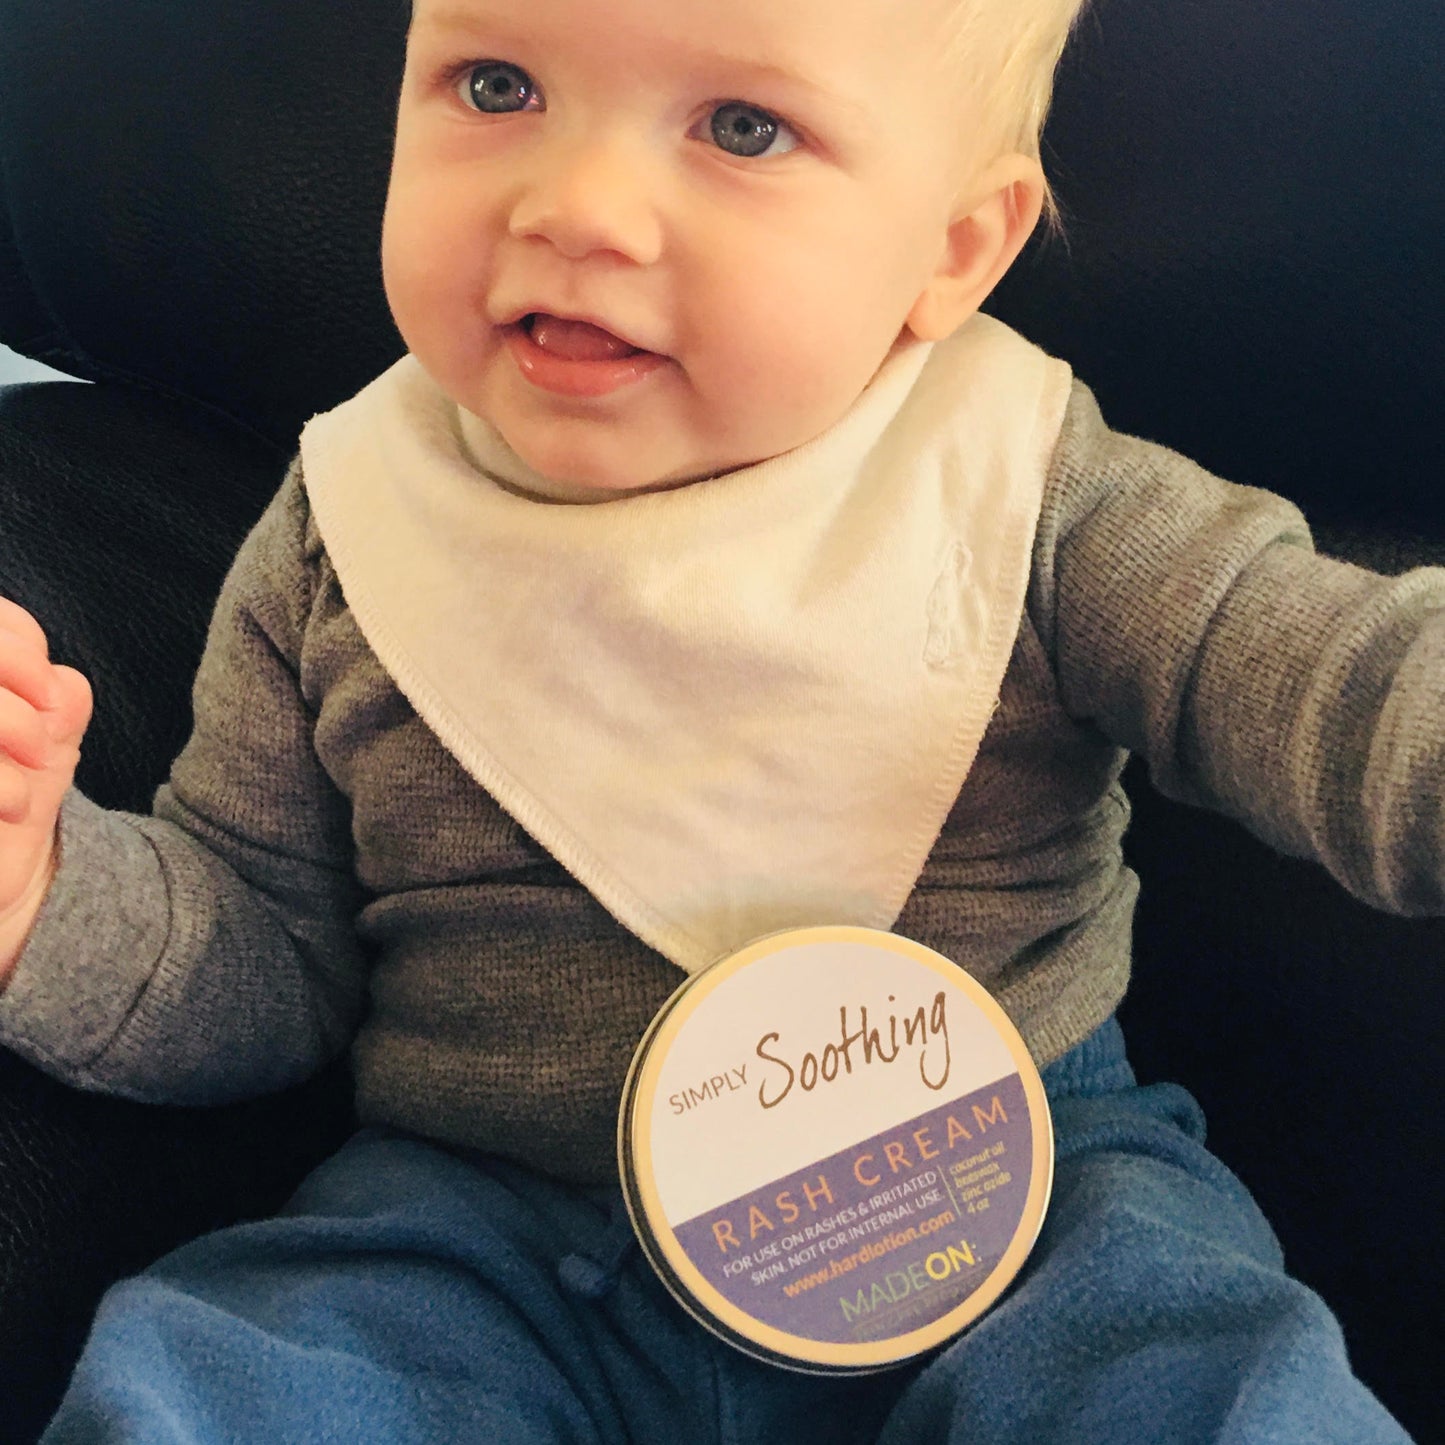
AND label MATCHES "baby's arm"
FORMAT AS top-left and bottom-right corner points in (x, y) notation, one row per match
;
(0, 596), (93, 984)
(1038, 383), (1445, 914)
(0, 466), (370, 1103)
